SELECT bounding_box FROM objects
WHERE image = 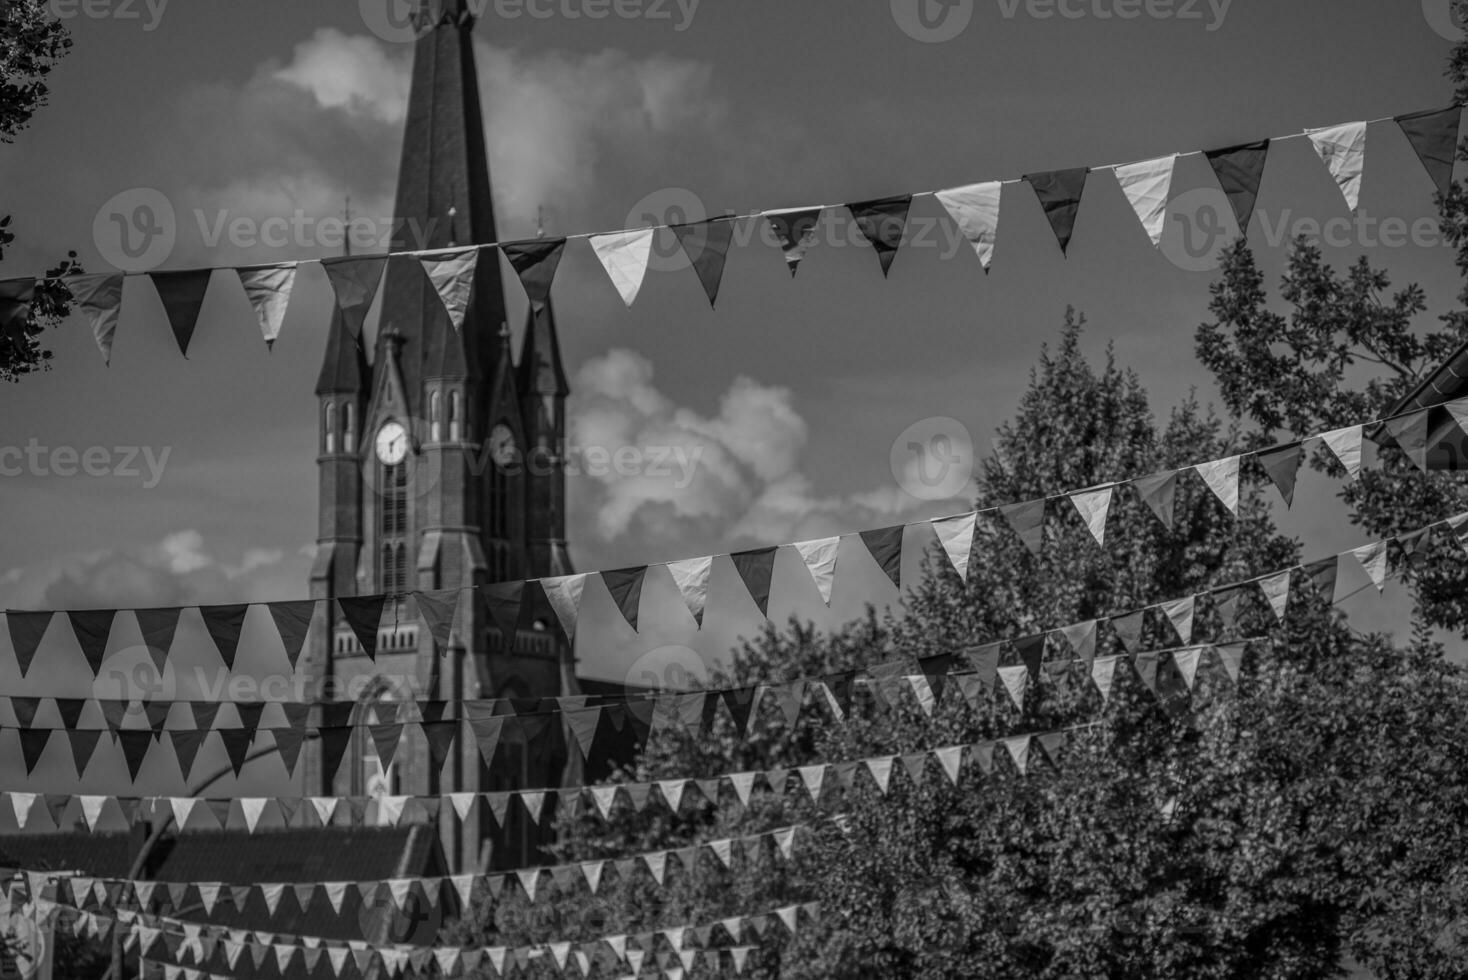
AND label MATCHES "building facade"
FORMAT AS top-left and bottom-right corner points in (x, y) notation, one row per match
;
(301, 0), (577, 874)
